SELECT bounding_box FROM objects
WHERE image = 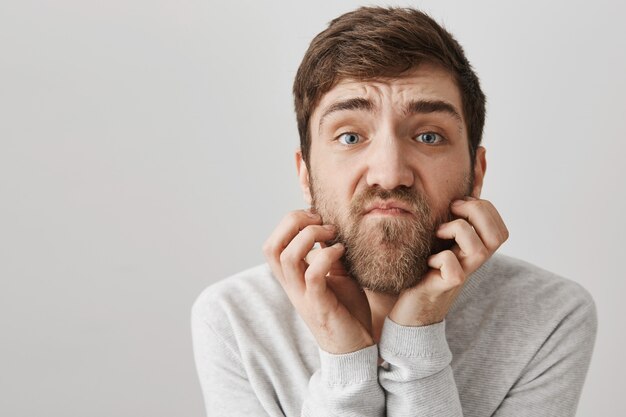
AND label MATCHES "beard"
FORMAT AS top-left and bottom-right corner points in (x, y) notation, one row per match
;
(310, 177), (472, 295)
